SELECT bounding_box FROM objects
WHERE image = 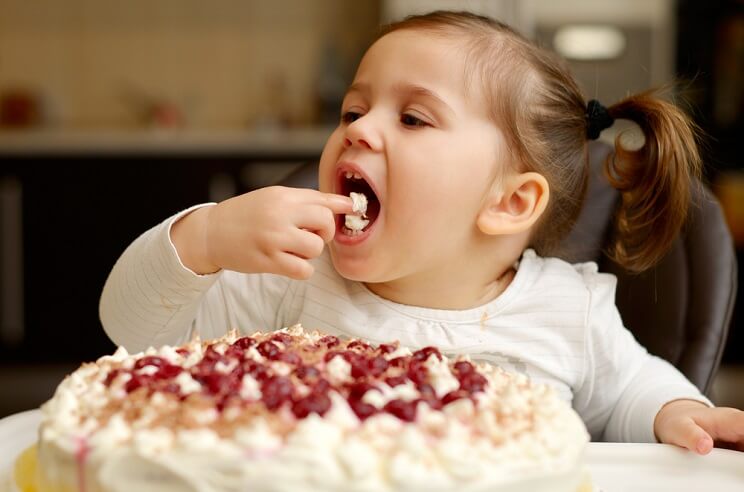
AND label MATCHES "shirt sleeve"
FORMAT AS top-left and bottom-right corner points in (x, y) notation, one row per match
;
(99, 204), (292, 352)
(572, 268), (712, 443)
